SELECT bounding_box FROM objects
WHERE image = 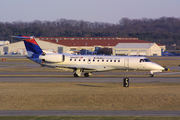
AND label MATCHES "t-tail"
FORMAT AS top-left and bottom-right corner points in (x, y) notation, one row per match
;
(15, 35), (43, 63)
